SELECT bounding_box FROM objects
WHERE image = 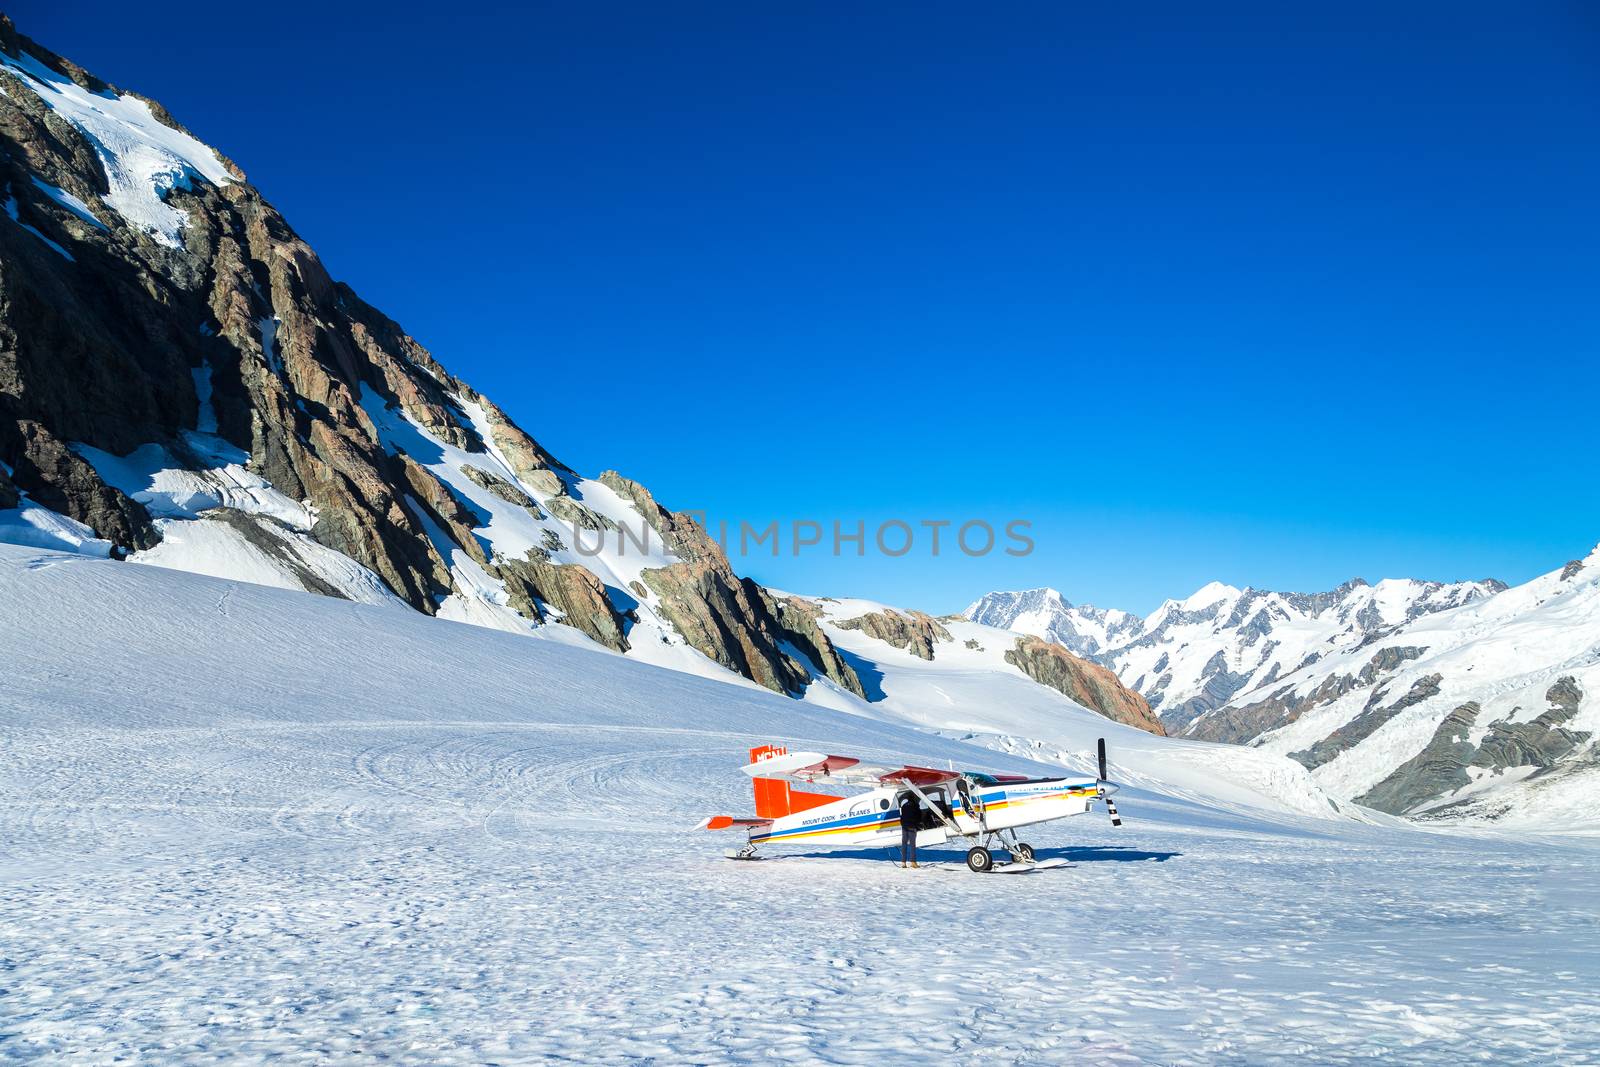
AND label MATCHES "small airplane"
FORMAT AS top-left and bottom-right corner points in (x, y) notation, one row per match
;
(697, 738), (1123, 872)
